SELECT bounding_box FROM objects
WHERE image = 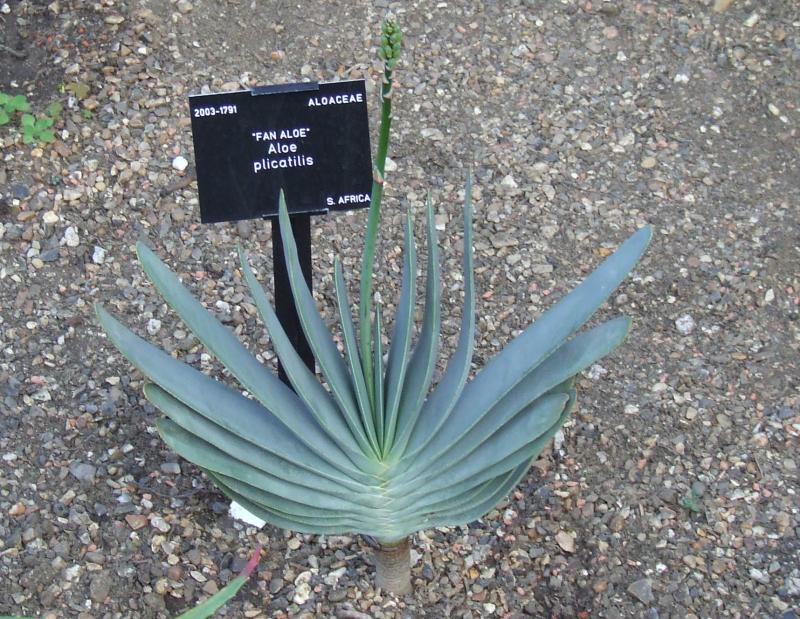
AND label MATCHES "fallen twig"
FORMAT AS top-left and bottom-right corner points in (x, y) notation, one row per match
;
(159, 169), (197, 197)
(0, 43), (27, 59)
